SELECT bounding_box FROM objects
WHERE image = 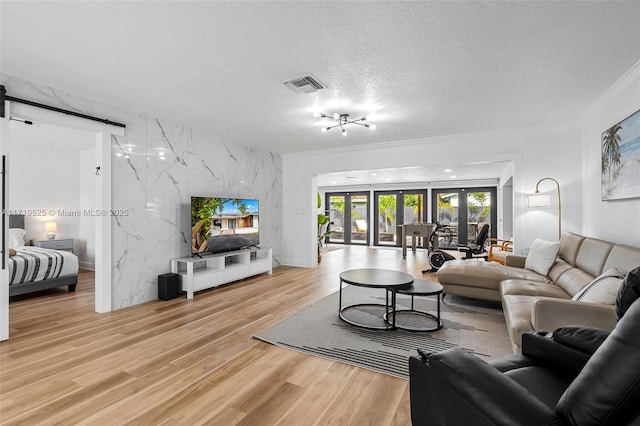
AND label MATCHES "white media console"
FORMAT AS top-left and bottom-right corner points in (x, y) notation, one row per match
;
(170, 247), (272, 299)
